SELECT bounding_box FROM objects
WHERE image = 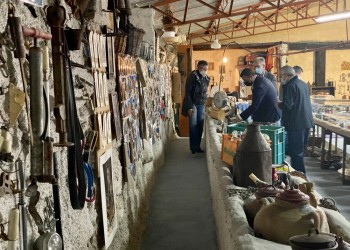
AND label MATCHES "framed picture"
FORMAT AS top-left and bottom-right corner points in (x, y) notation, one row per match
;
(99, 148), (118, 249)
(109, 92), (123, 141)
